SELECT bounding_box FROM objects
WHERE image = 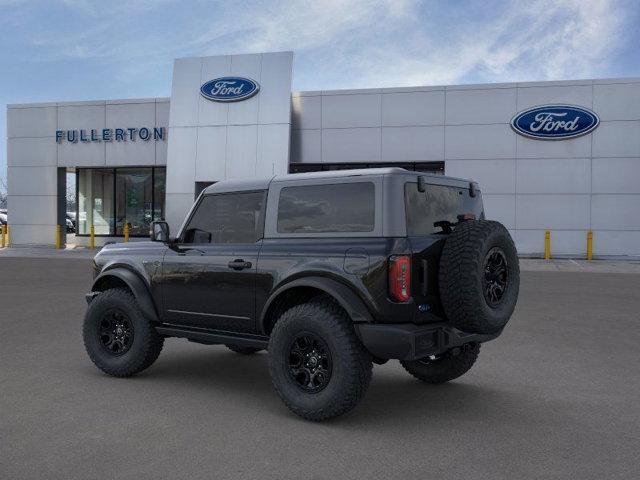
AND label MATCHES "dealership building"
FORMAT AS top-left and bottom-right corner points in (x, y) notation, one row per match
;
(6, 51), (640, 257)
